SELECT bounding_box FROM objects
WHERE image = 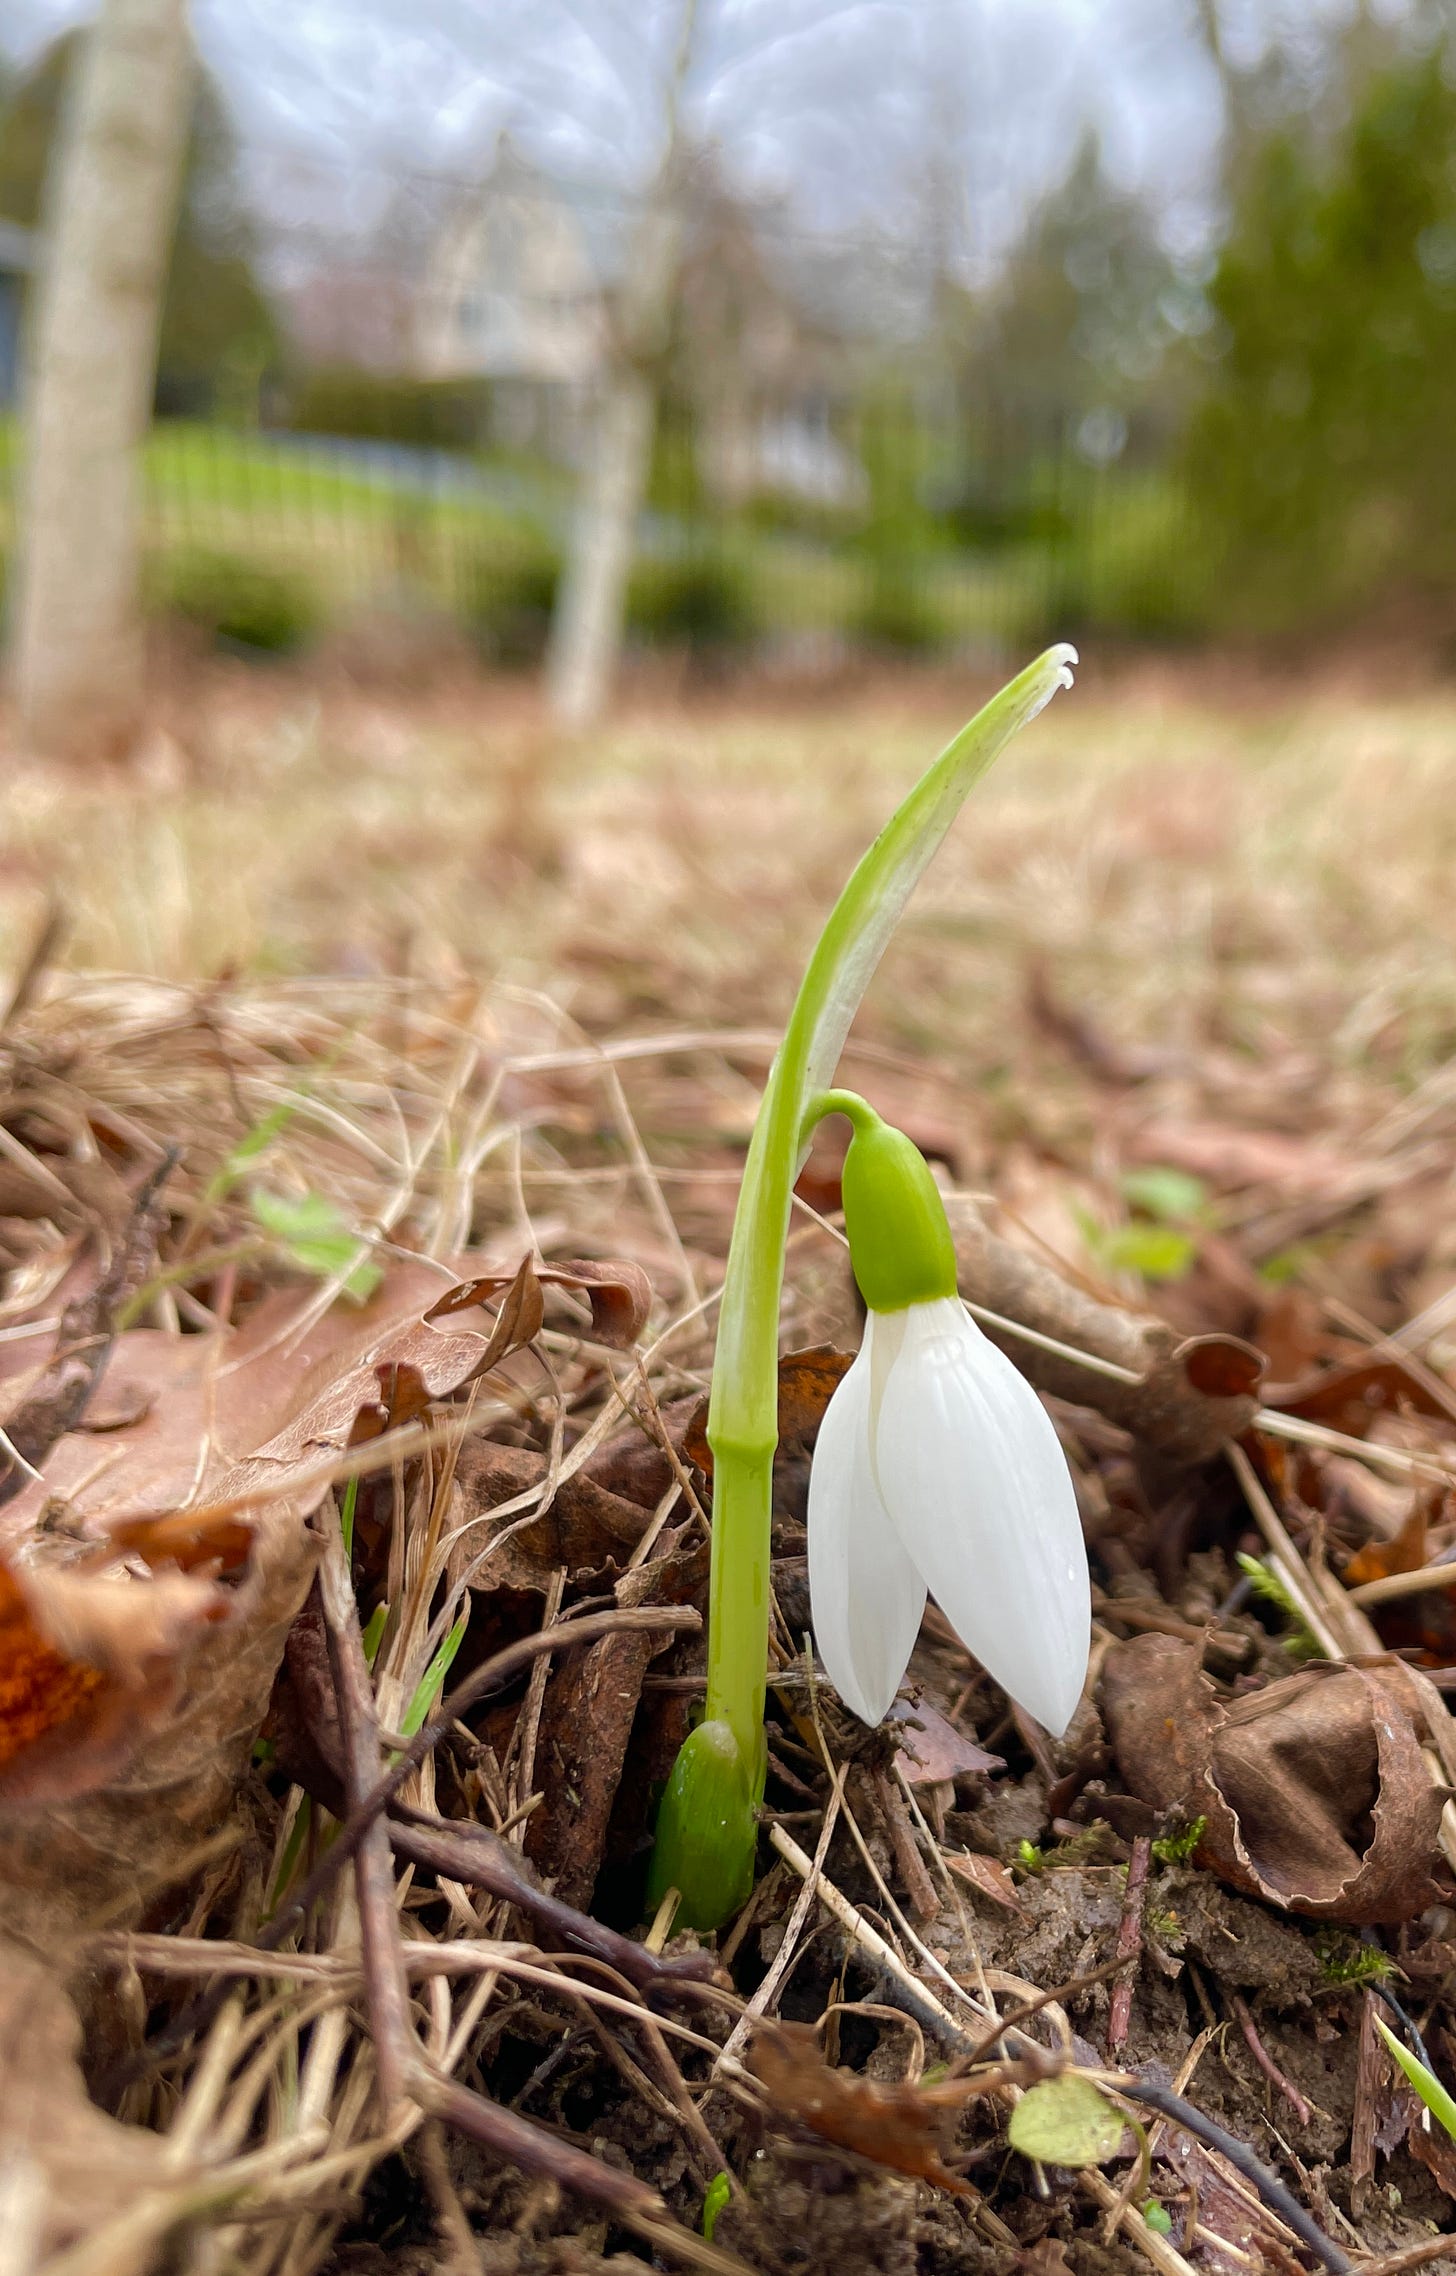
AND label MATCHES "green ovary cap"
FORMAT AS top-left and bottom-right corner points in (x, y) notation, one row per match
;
(840, 1108), (958, 1313)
